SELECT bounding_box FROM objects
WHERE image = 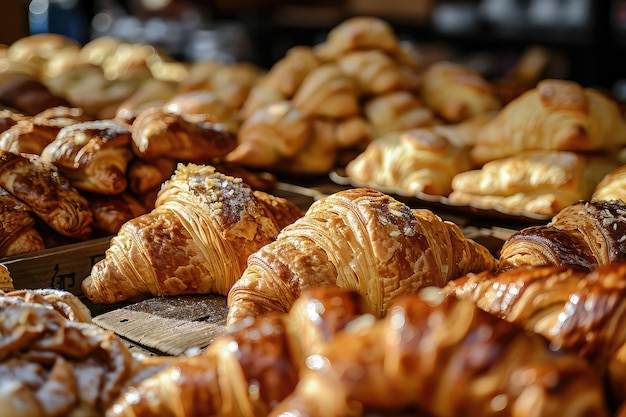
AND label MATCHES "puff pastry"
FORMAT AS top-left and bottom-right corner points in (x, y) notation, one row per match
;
(82, 164), (302, 304)
(471, 79), (626, 165)
(39, 119), (134, 195)
(226, 188), (497, 326)
(0, 151), (92, 239)
(0, 187), (45, 257)
(448, 150), (620, 216)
